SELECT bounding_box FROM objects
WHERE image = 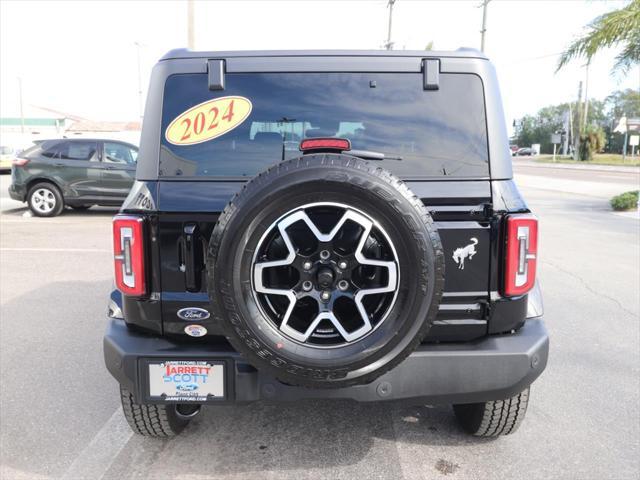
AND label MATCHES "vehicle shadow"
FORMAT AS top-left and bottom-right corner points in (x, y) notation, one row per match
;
(104, 399), (495, 479)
